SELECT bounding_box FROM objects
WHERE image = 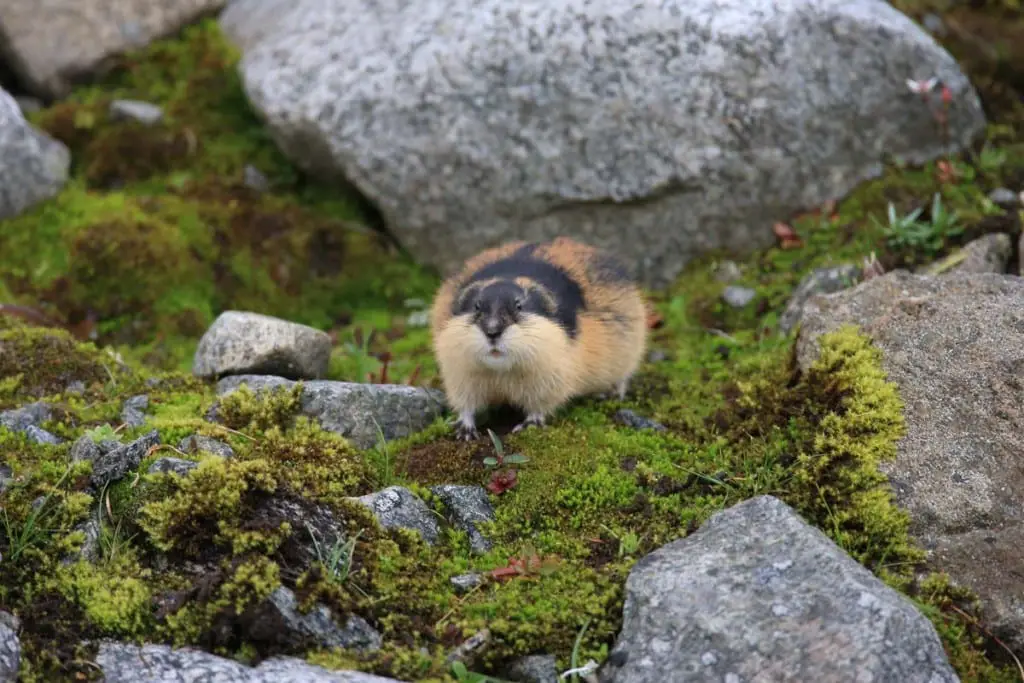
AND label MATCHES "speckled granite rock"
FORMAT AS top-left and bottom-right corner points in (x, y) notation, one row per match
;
(0, 88), (69, 220)
(796, 270), (1024, 652)
(95, 641), (403, 682)
(0, 612), (20, 681)
(0, 0), (228, 99)
(215, 375), (446, 449)
(229, 0), (984, 287)
(350, 486), (441, 544)
(599, 495), (959, 683)
(193, 311), (333, 380)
